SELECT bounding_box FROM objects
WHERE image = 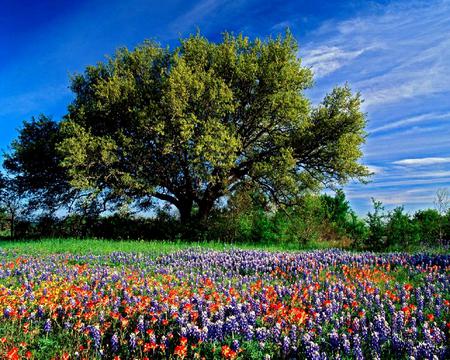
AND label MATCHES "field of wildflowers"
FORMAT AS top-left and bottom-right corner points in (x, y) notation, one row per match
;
(0, 248), (448, 359)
